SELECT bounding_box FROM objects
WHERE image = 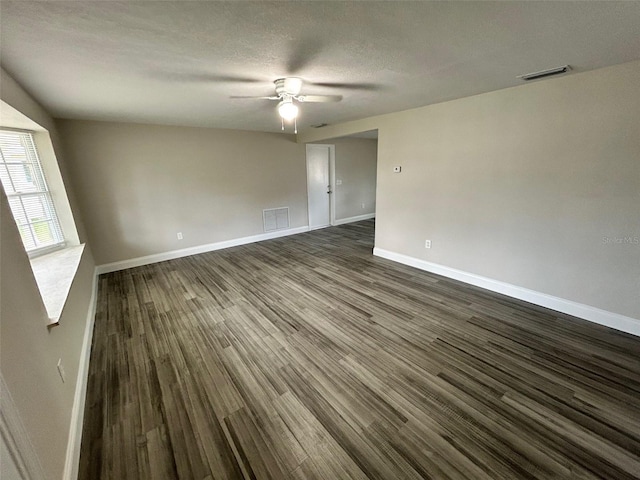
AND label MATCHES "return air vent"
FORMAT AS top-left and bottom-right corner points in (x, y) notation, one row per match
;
(263, 207), (290, 232)
(517, 65), (571, 81)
